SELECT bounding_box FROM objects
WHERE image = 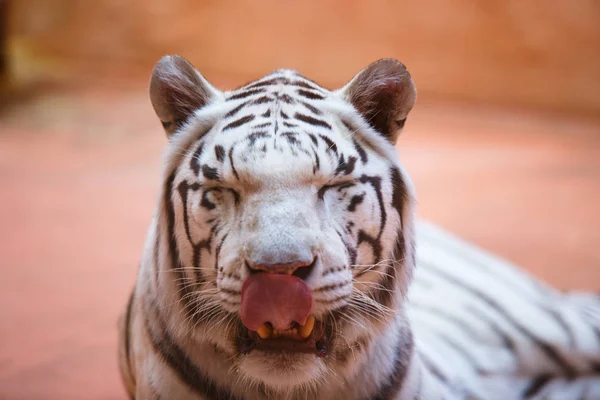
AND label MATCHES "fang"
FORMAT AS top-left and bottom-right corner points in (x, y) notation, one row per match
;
(256, 323), (272, 339)
(299, 315), (315, 338)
